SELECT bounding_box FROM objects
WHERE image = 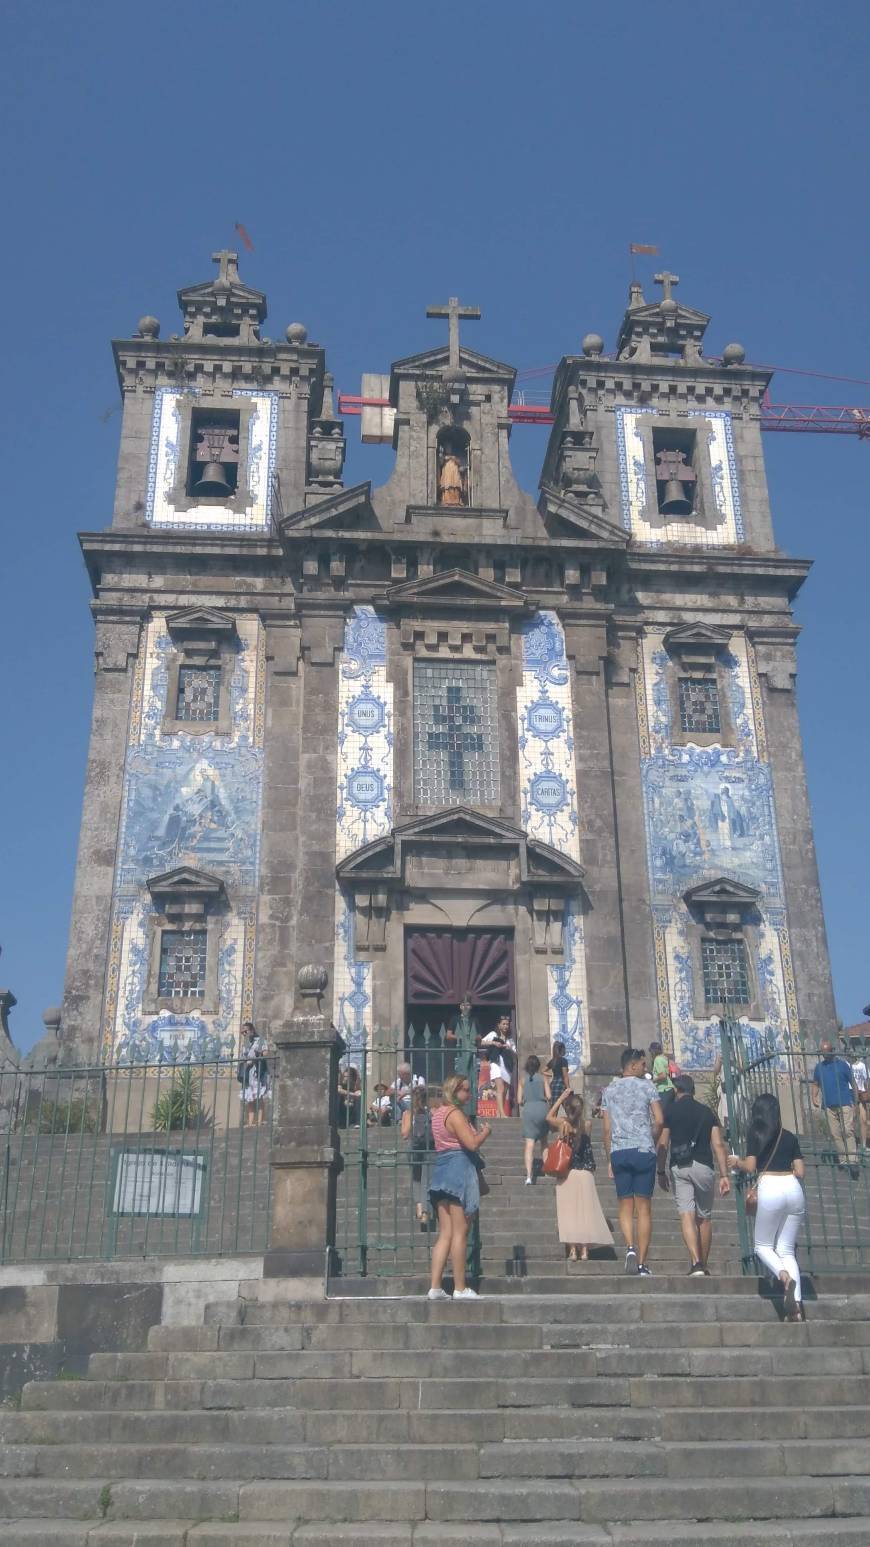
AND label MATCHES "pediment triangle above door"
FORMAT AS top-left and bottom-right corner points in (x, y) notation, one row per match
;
(376, 568), (532, 612)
